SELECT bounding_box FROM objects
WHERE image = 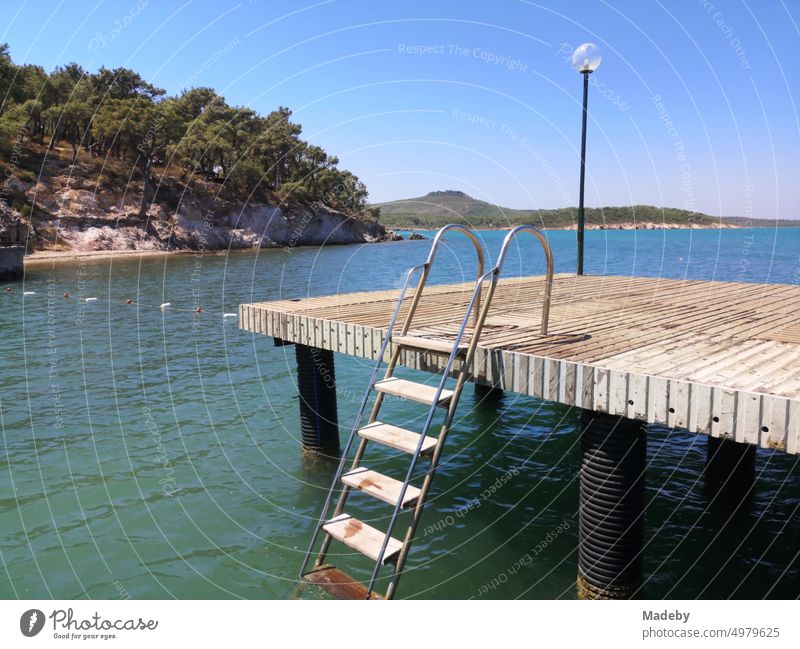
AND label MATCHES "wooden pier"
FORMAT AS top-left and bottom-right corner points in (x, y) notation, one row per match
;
(240, 273), (800, 455)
